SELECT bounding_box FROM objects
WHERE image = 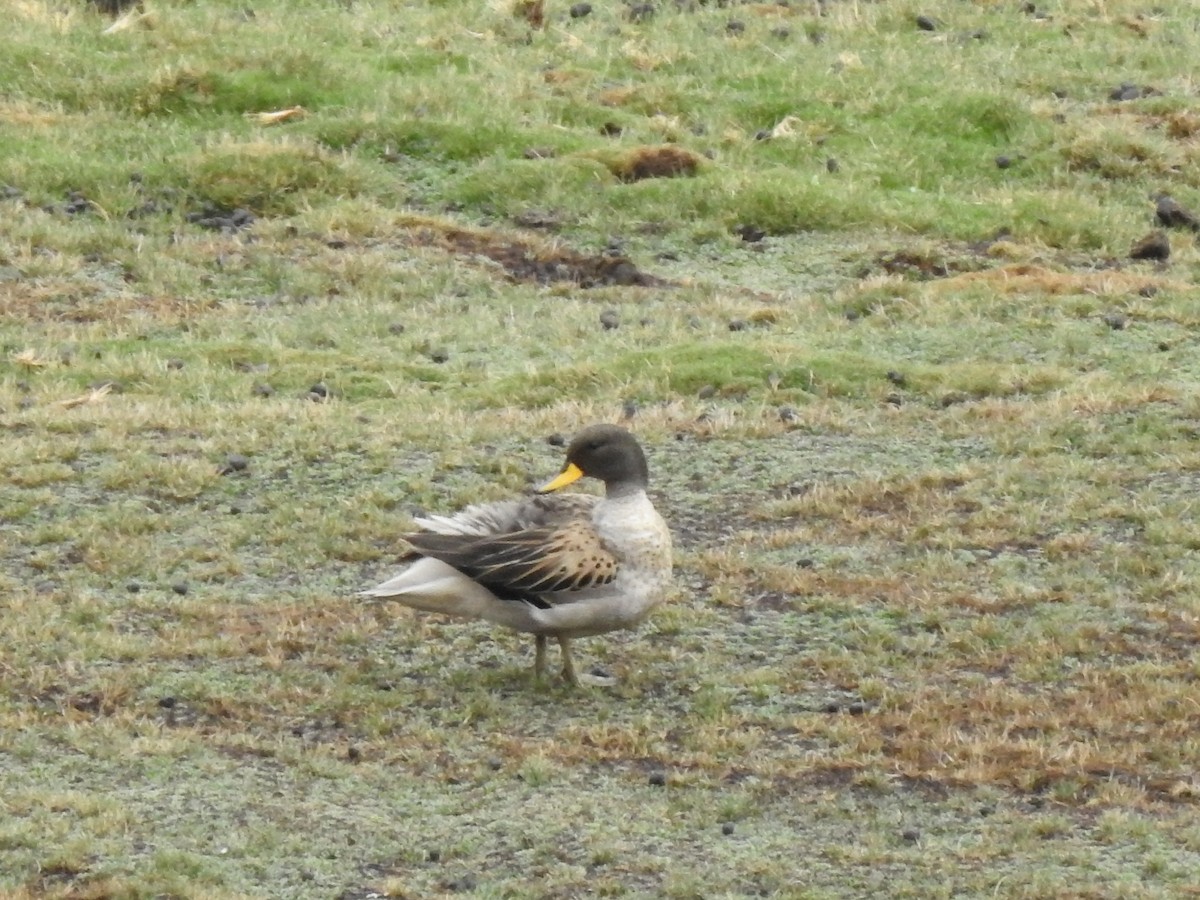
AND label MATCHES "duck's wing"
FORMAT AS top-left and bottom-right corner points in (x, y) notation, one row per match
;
(403, 518), (618, 600)
(414, 493), (599, 537)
